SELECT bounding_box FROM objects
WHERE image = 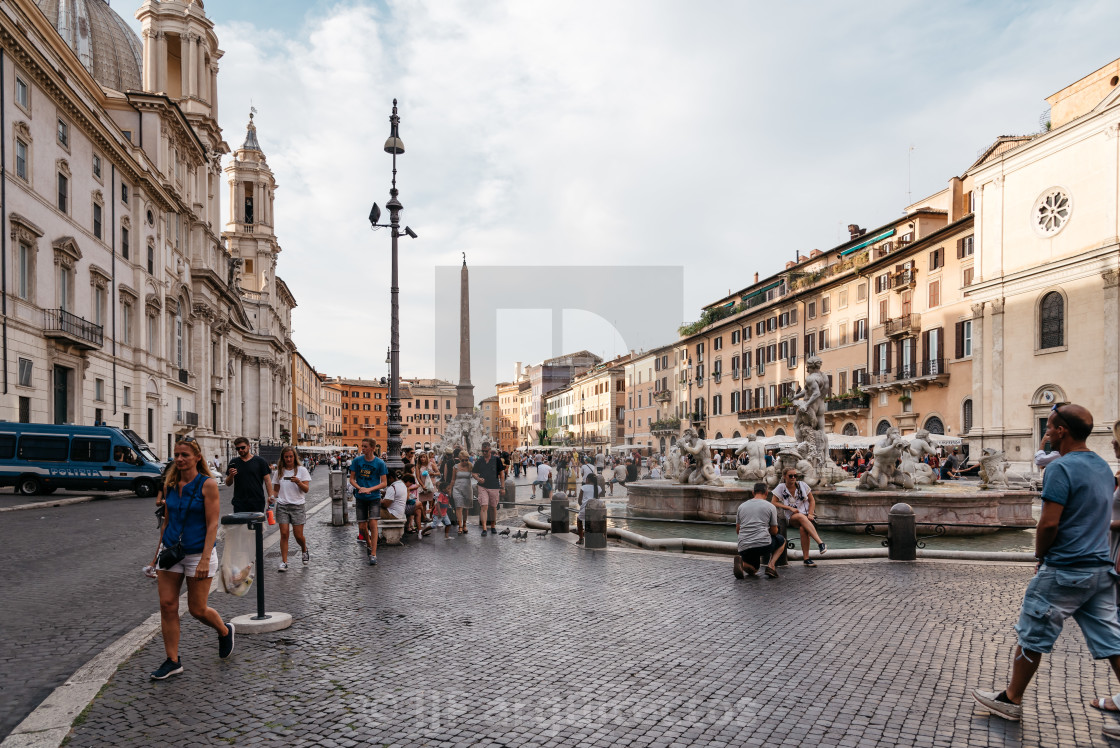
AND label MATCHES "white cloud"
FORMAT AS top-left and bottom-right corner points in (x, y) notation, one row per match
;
(203, 0), (1120, 396)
